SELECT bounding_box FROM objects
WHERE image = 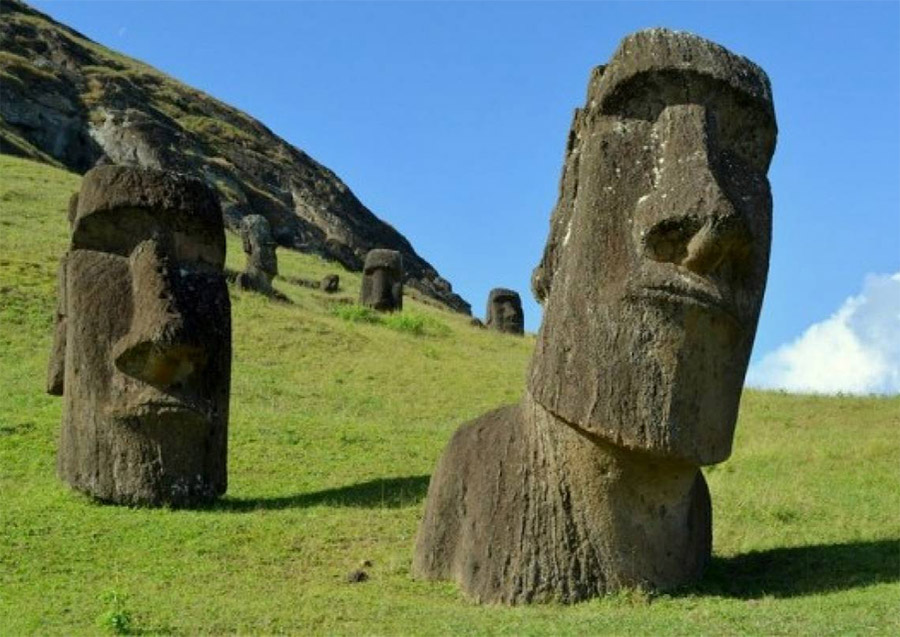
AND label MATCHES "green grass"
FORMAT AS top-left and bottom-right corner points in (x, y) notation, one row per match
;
(0, 155), (898, 635)
(332, 304), (452, 337)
